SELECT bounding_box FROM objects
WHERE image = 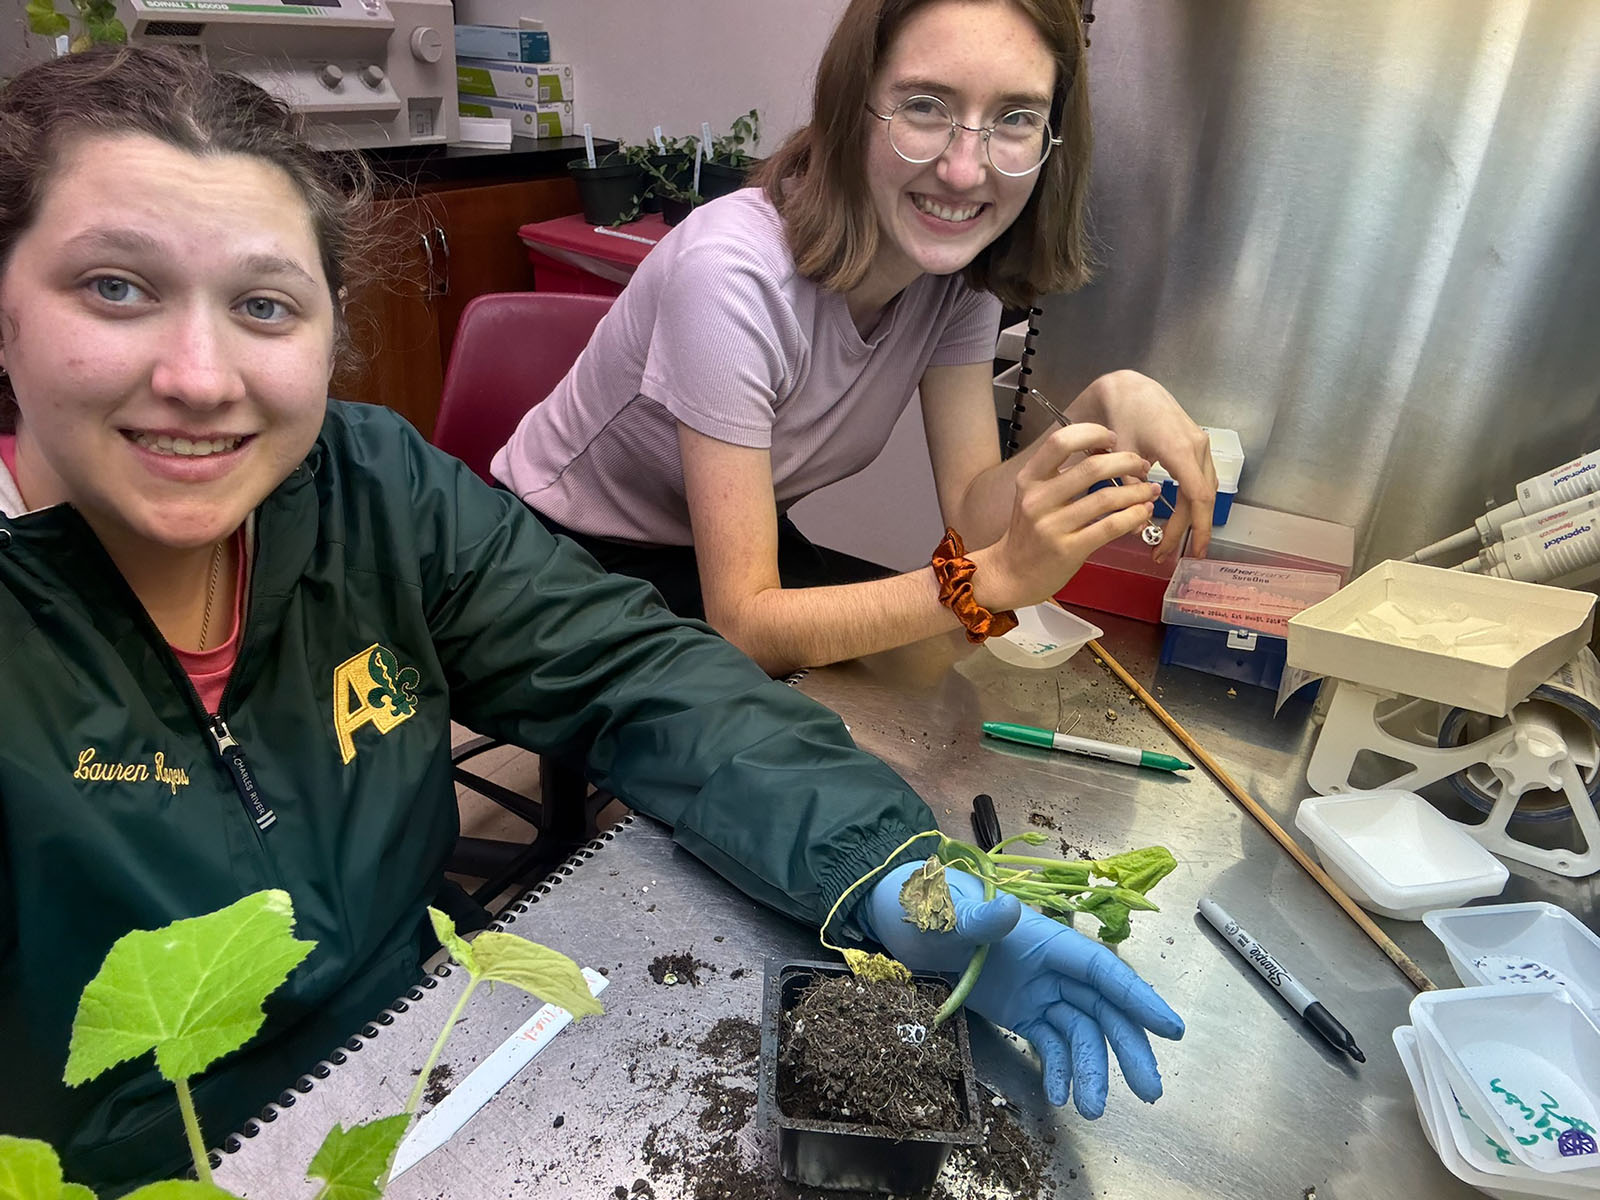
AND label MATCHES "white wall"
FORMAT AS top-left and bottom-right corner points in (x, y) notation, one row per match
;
(453, 0), (849, 149)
